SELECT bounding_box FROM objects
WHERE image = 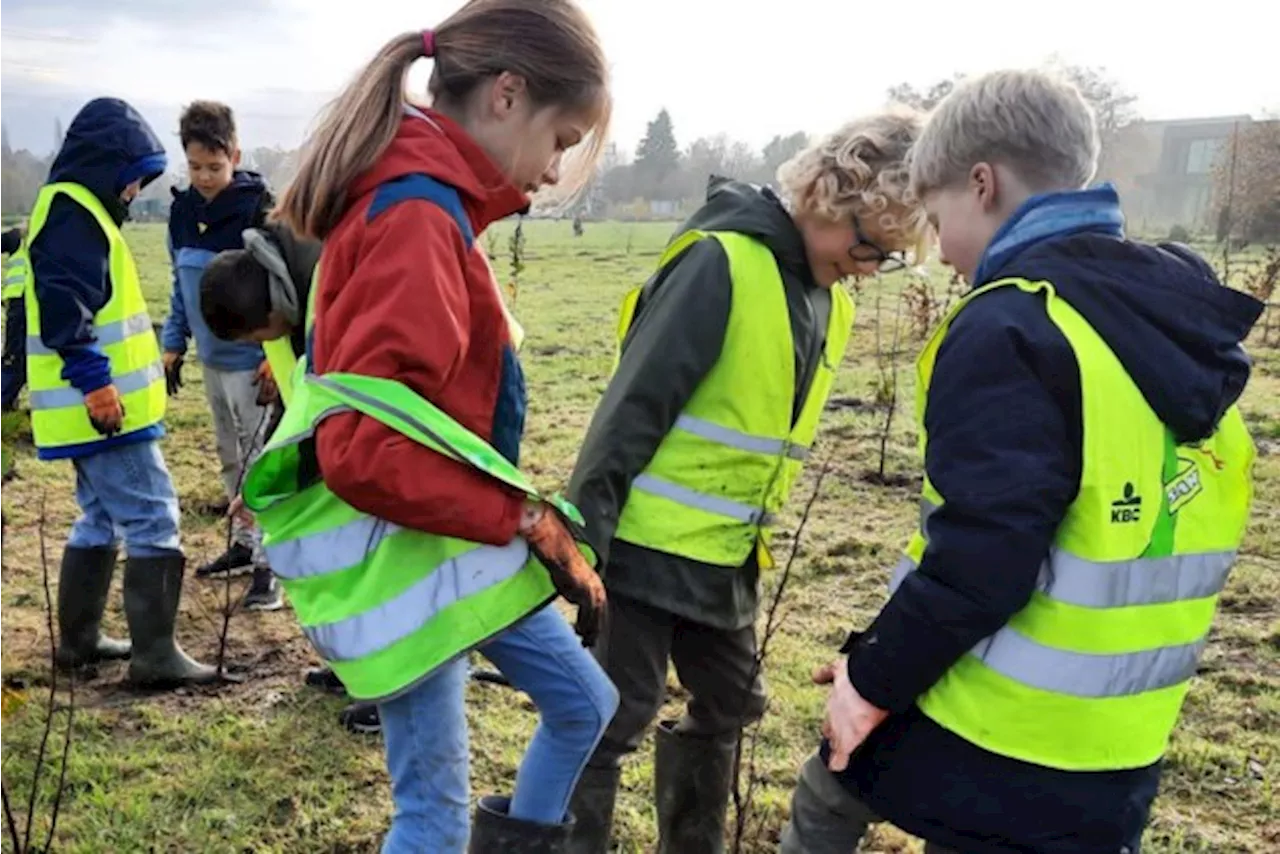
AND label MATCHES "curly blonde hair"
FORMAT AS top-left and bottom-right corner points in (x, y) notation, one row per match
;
(777, 108), (929, 251)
